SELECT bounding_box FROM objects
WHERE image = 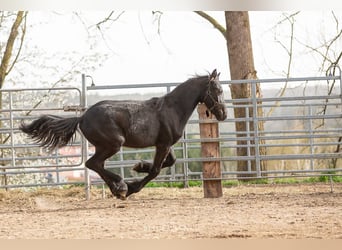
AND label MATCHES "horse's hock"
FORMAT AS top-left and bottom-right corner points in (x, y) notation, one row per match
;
(197, 104), (222, 198)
